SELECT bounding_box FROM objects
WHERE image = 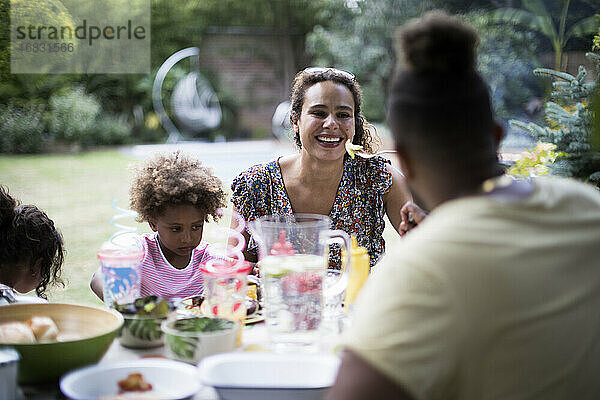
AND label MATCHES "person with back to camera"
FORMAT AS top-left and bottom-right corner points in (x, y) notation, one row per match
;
(90, 151), (227, 301)
(328, 11), (600, 400)
(231, 67), (413, 270)
(0, 186), (64, 304)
